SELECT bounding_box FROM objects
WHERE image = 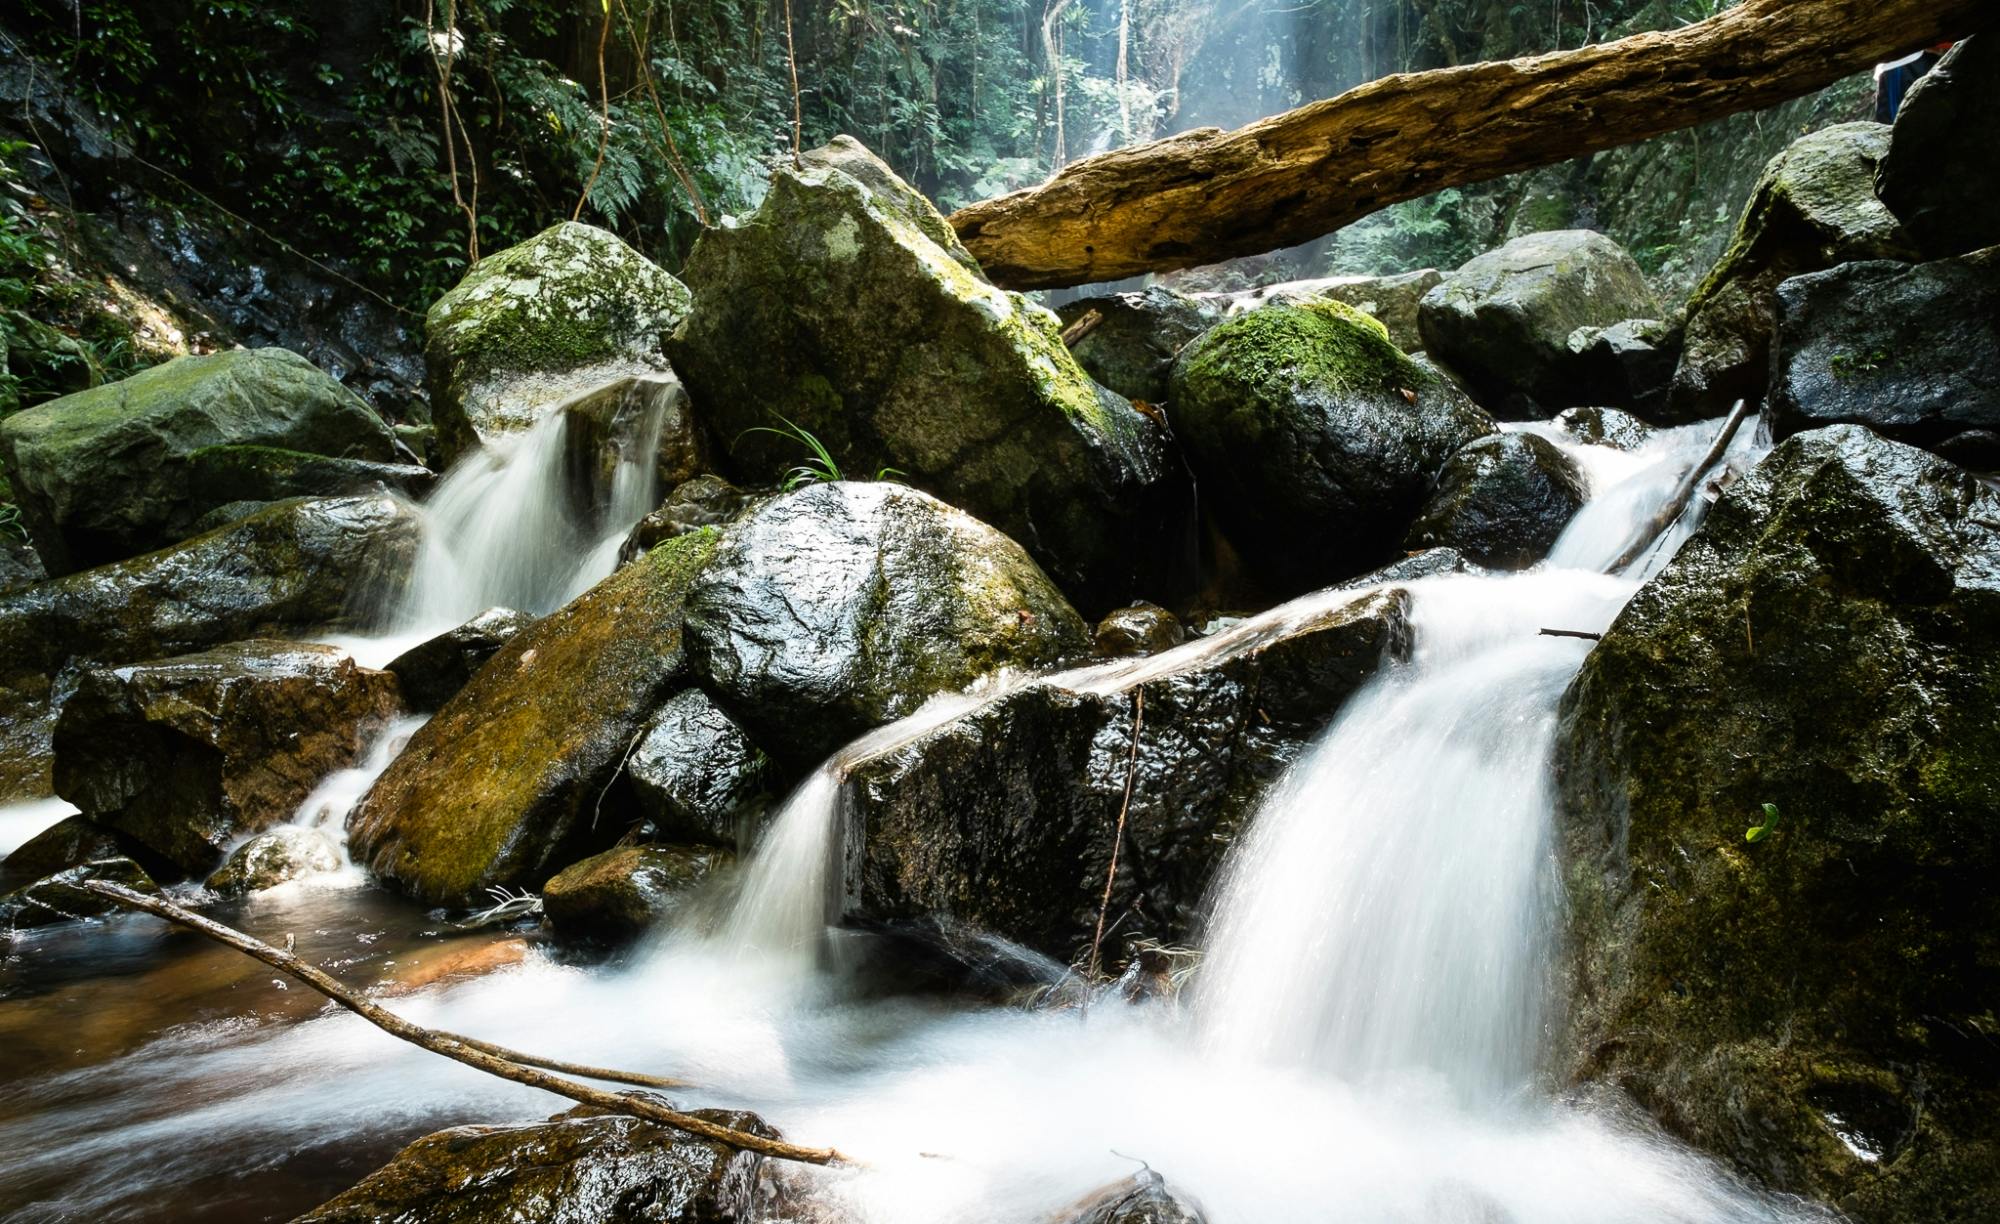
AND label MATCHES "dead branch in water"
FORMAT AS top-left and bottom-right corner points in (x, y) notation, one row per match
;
(75, 880), (846, 1167)
(1610, 398), (1751, 575)
(1538, 628), (1603, 641)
